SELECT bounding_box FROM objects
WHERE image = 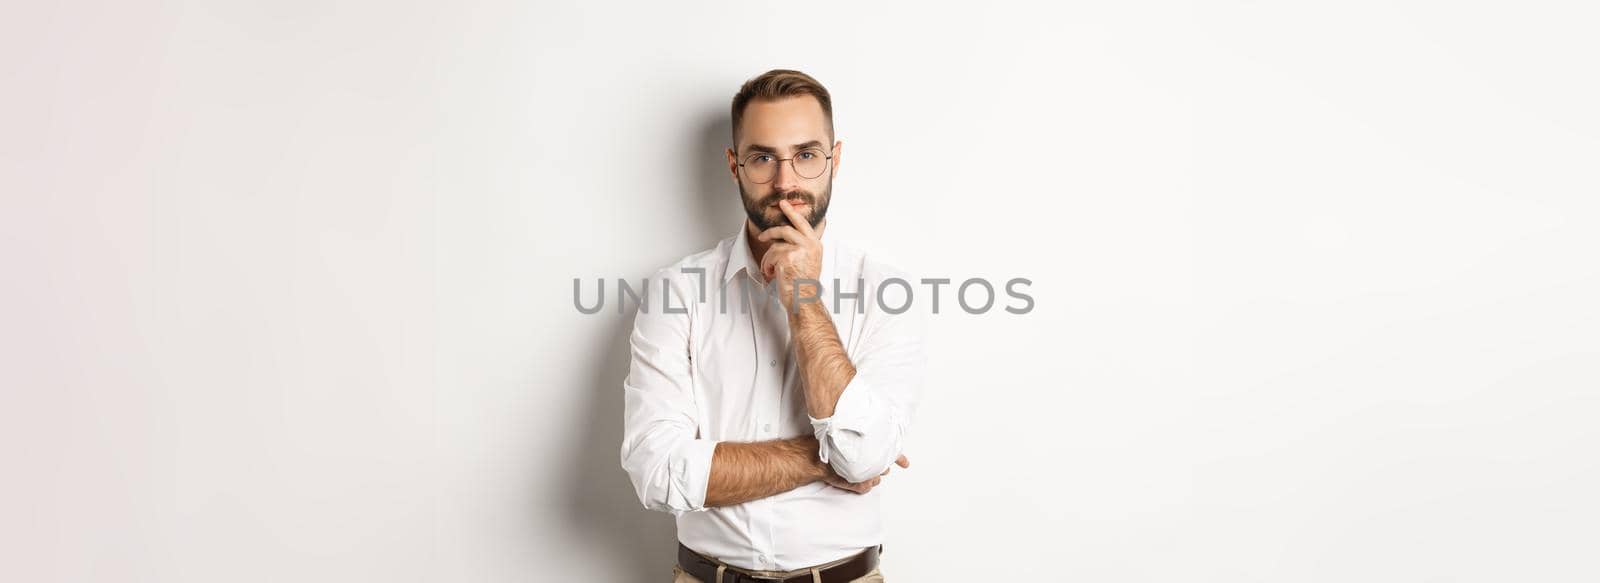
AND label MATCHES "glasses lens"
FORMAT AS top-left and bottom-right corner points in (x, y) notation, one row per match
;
(793, 148), (827, 179)
(744, 153), (776, 183)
